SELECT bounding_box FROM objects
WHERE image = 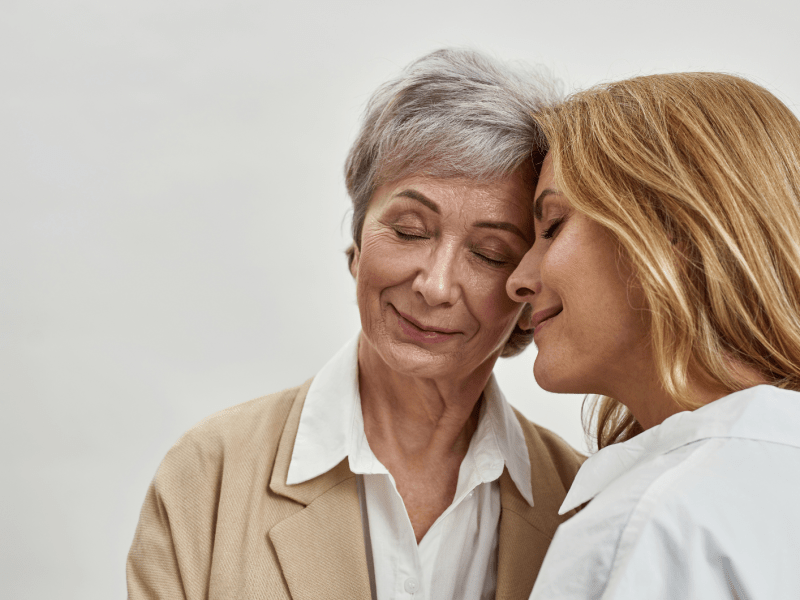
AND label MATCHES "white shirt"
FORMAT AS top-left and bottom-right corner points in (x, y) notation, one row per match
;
(287, 333), (534, 600)
(530, 384), (800, 600)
